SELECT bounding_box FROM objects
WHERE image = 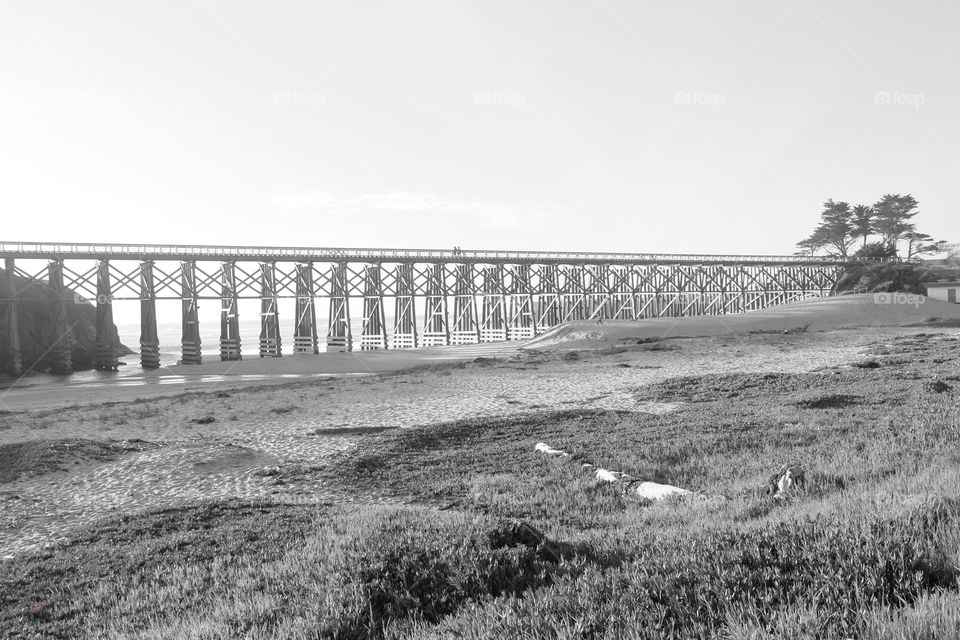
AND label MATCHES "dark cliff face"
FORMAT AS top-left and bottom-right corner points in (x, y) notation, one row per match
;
(0, 269), (133, 374)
